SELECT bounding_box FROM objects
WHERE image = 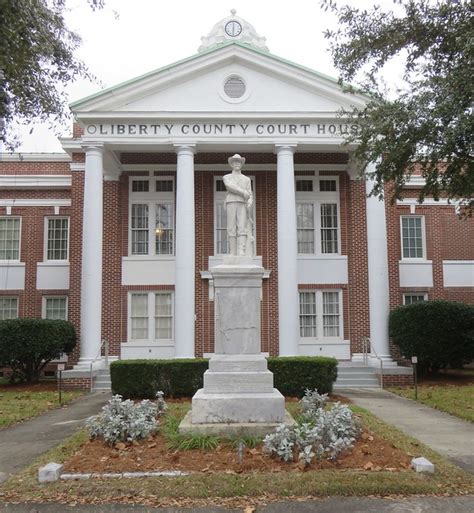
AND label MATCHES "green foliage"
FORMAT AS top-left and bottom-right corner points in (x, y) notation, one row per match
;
(321, 0), (474, 213)
(0, 0), (103, 148)
(268, 356), (338, 396)
(0, 318), (76, 383)
(389, 300), (474, 374)
(110, 359), (209, 398)
(111, 356), (338, 399)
